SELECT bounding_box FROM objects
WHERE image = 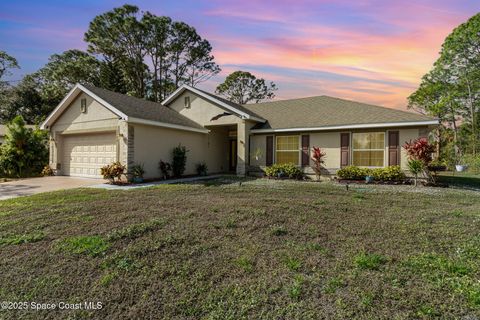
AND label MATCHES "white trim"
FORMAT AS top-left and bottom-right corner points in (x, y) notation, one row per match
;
(250, 120), (439, 133)
(162, 84), (266, 123)
(128, 117), (209, 134)
(41, 83), (128, 129)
